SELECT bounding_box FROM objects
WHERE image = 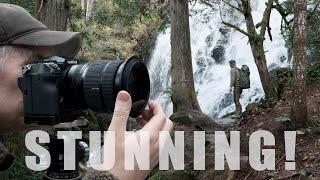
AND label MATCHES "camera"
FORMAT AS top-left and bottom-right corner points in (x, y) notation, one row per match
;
(18, 56), (150, 125)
